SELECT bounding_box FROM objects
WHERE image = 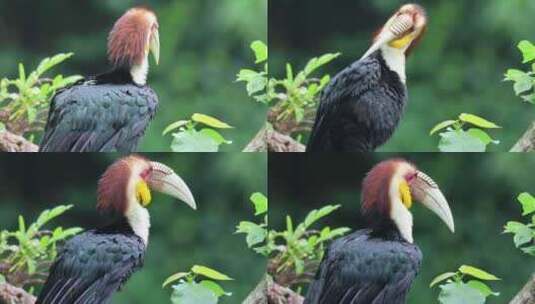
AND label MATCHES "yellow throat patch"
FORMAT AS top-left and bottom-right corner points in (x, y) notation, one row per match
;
(136, 180), (152, 207)
(399, 180), (412, 209)
(389, 34), (414, 49)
